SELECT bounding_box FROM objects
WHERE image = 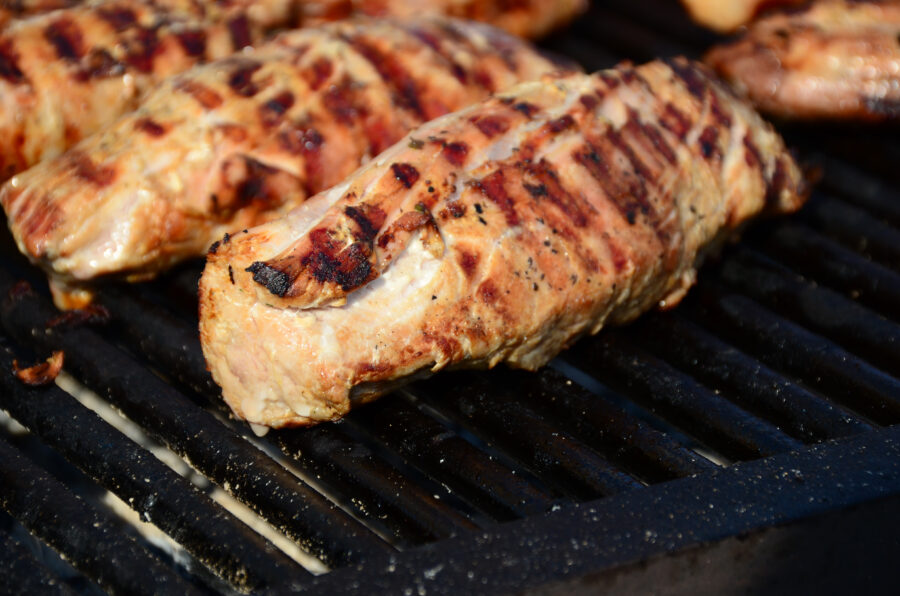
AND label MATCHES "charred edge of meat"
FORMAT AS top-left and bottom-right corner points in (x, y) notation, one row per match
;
(13, 350), (64, 386)
(391, 163), (420, 188)
(246, 261), (291, 297)
(46, 304), (110, 329)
